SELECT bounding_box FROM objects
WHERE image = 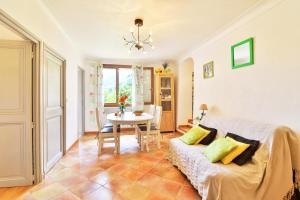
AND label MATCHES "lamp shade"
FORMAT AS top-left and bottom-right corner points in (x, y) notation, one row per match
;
(199, 104), (208, 111)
